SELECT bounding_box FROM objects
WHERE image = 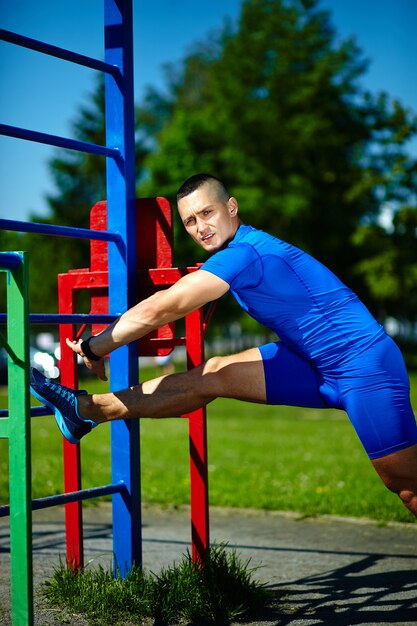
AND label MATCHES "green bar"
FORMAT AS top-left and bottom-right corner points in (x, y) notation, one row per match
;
(6, 252), (33, 626)
(0, 275), (9, 438)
